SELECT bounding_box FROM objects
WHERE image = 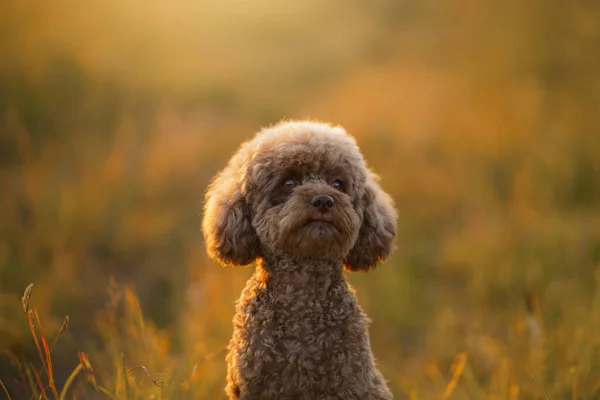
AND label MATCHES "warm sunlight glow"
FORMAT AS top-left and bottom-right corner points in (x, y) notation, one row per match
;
(1, 0), (599, 398)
